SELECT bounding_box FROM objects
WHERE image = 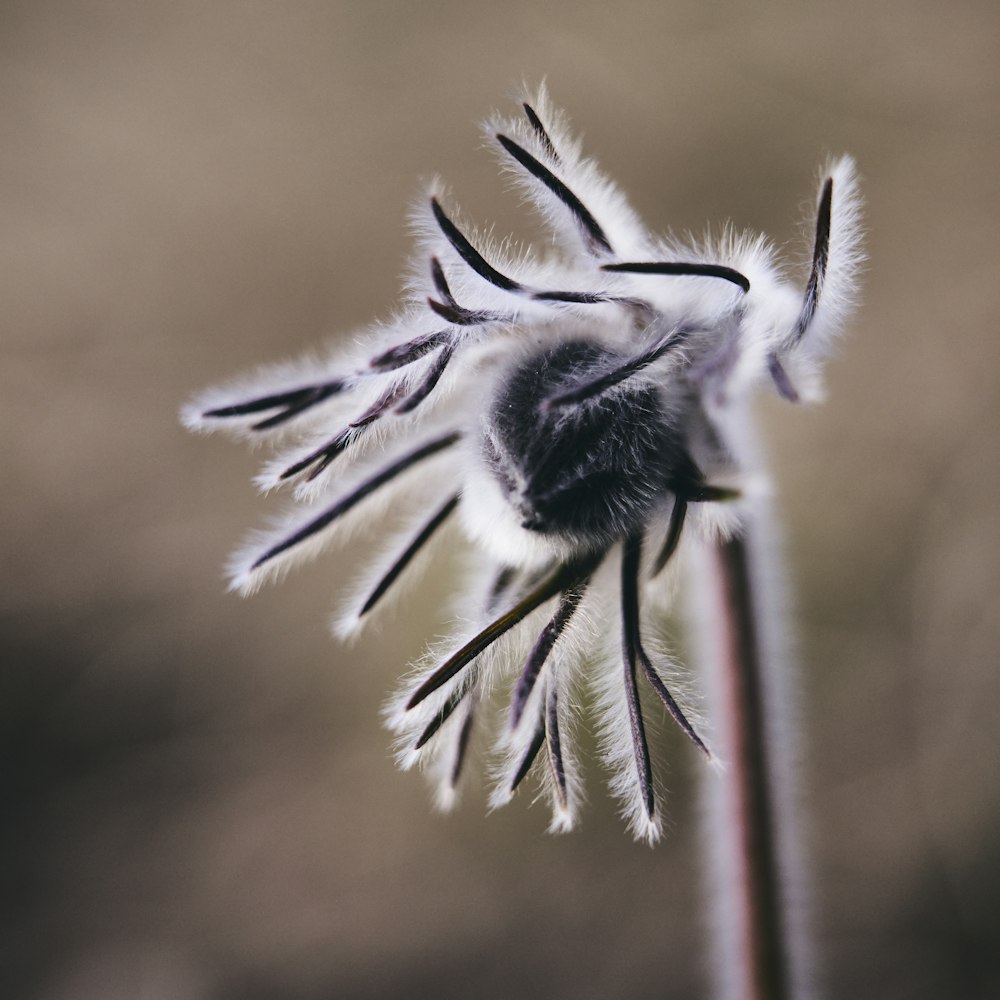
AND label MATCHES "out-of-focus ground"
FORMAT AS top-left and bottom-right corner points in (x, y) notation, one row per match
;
(3, 2), (999, 997)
